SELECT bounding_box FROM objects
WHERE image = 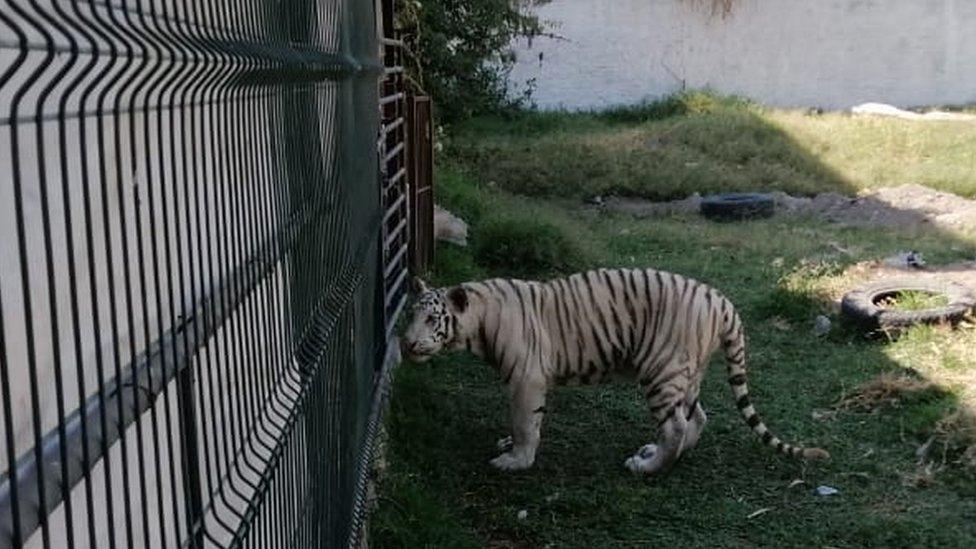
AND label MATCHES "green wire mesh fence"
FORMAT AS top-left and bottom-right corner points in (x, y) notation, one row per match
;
(0, 0), (412, 546)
